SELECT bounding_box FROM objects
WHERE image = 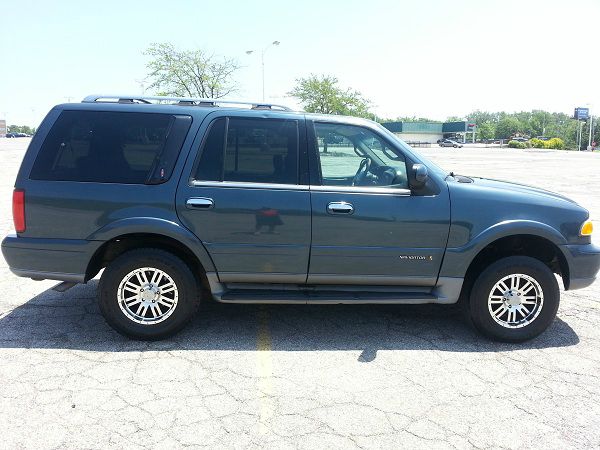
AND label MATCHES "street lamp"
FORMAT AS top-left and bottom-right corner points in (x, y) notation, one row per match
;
(246, 40), (280, 101)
